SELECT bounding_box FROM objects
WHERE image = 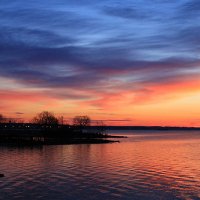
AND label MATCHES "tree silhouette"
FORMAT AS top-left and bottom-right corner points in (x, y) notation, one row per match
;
(32, 111), (58, 125)
(0, 114), (3, 123)
(73, 116), (91, 133)
(73, 116), (91, 127)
